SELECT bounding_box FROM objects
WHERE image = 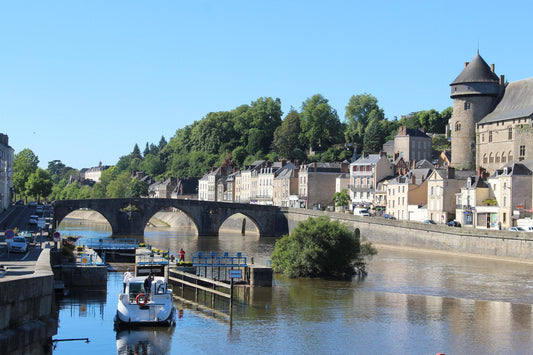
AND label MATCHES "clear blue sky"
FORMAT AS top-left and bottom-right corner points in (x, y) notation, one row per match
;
(1, 1), (532, 170)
